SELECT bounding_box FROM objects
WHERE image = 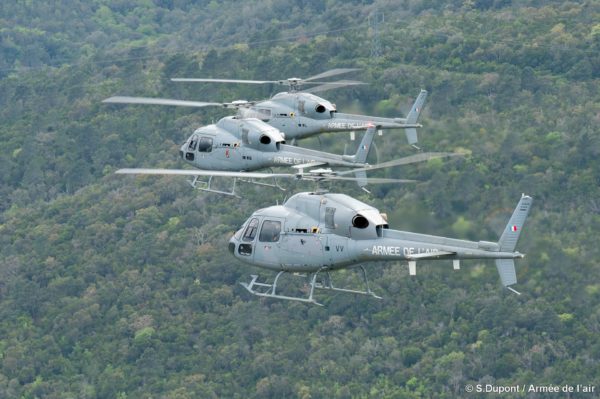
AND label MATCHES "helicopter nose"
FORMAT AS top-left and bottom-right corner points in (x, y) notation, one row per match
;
(228, 234), (237, 255)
